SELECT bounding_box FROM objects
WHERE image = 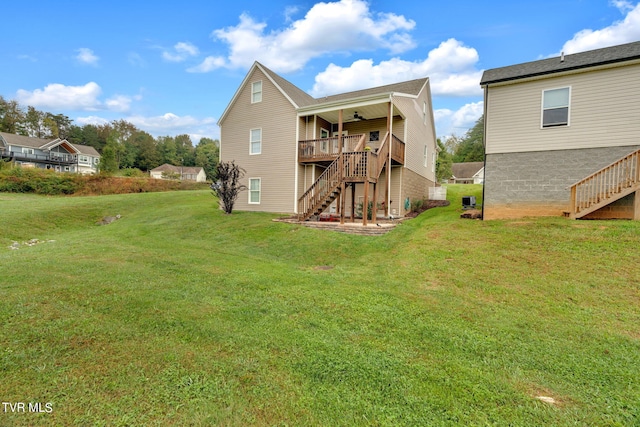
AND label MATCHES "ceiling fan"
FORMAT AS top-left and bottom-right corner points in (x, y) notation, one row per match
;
(347, 111), (366, 122)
